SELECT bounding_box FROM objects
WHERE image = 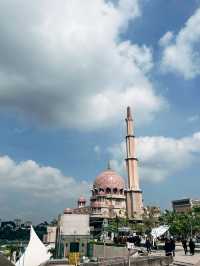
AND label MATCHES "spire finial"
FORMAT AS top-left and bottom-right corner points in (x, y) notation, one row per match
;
(127, 106), (132, 120)
(107, 160), (112, 170)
